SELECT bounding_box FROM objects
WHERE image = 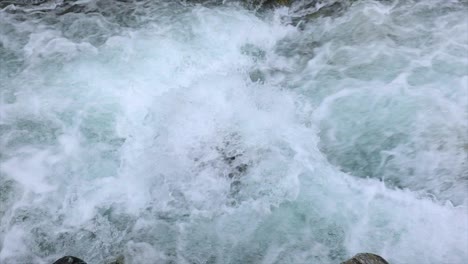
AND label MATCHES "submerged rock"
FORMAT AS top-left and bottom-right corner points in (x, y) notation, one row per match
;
(255, 0), (291, 7)
(53, 256), (87, 264)
(243, 0), (290, 10)
(192, 0), (291, 10)
(107, 255), (125, 264)
(342, 253), (389, 264)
